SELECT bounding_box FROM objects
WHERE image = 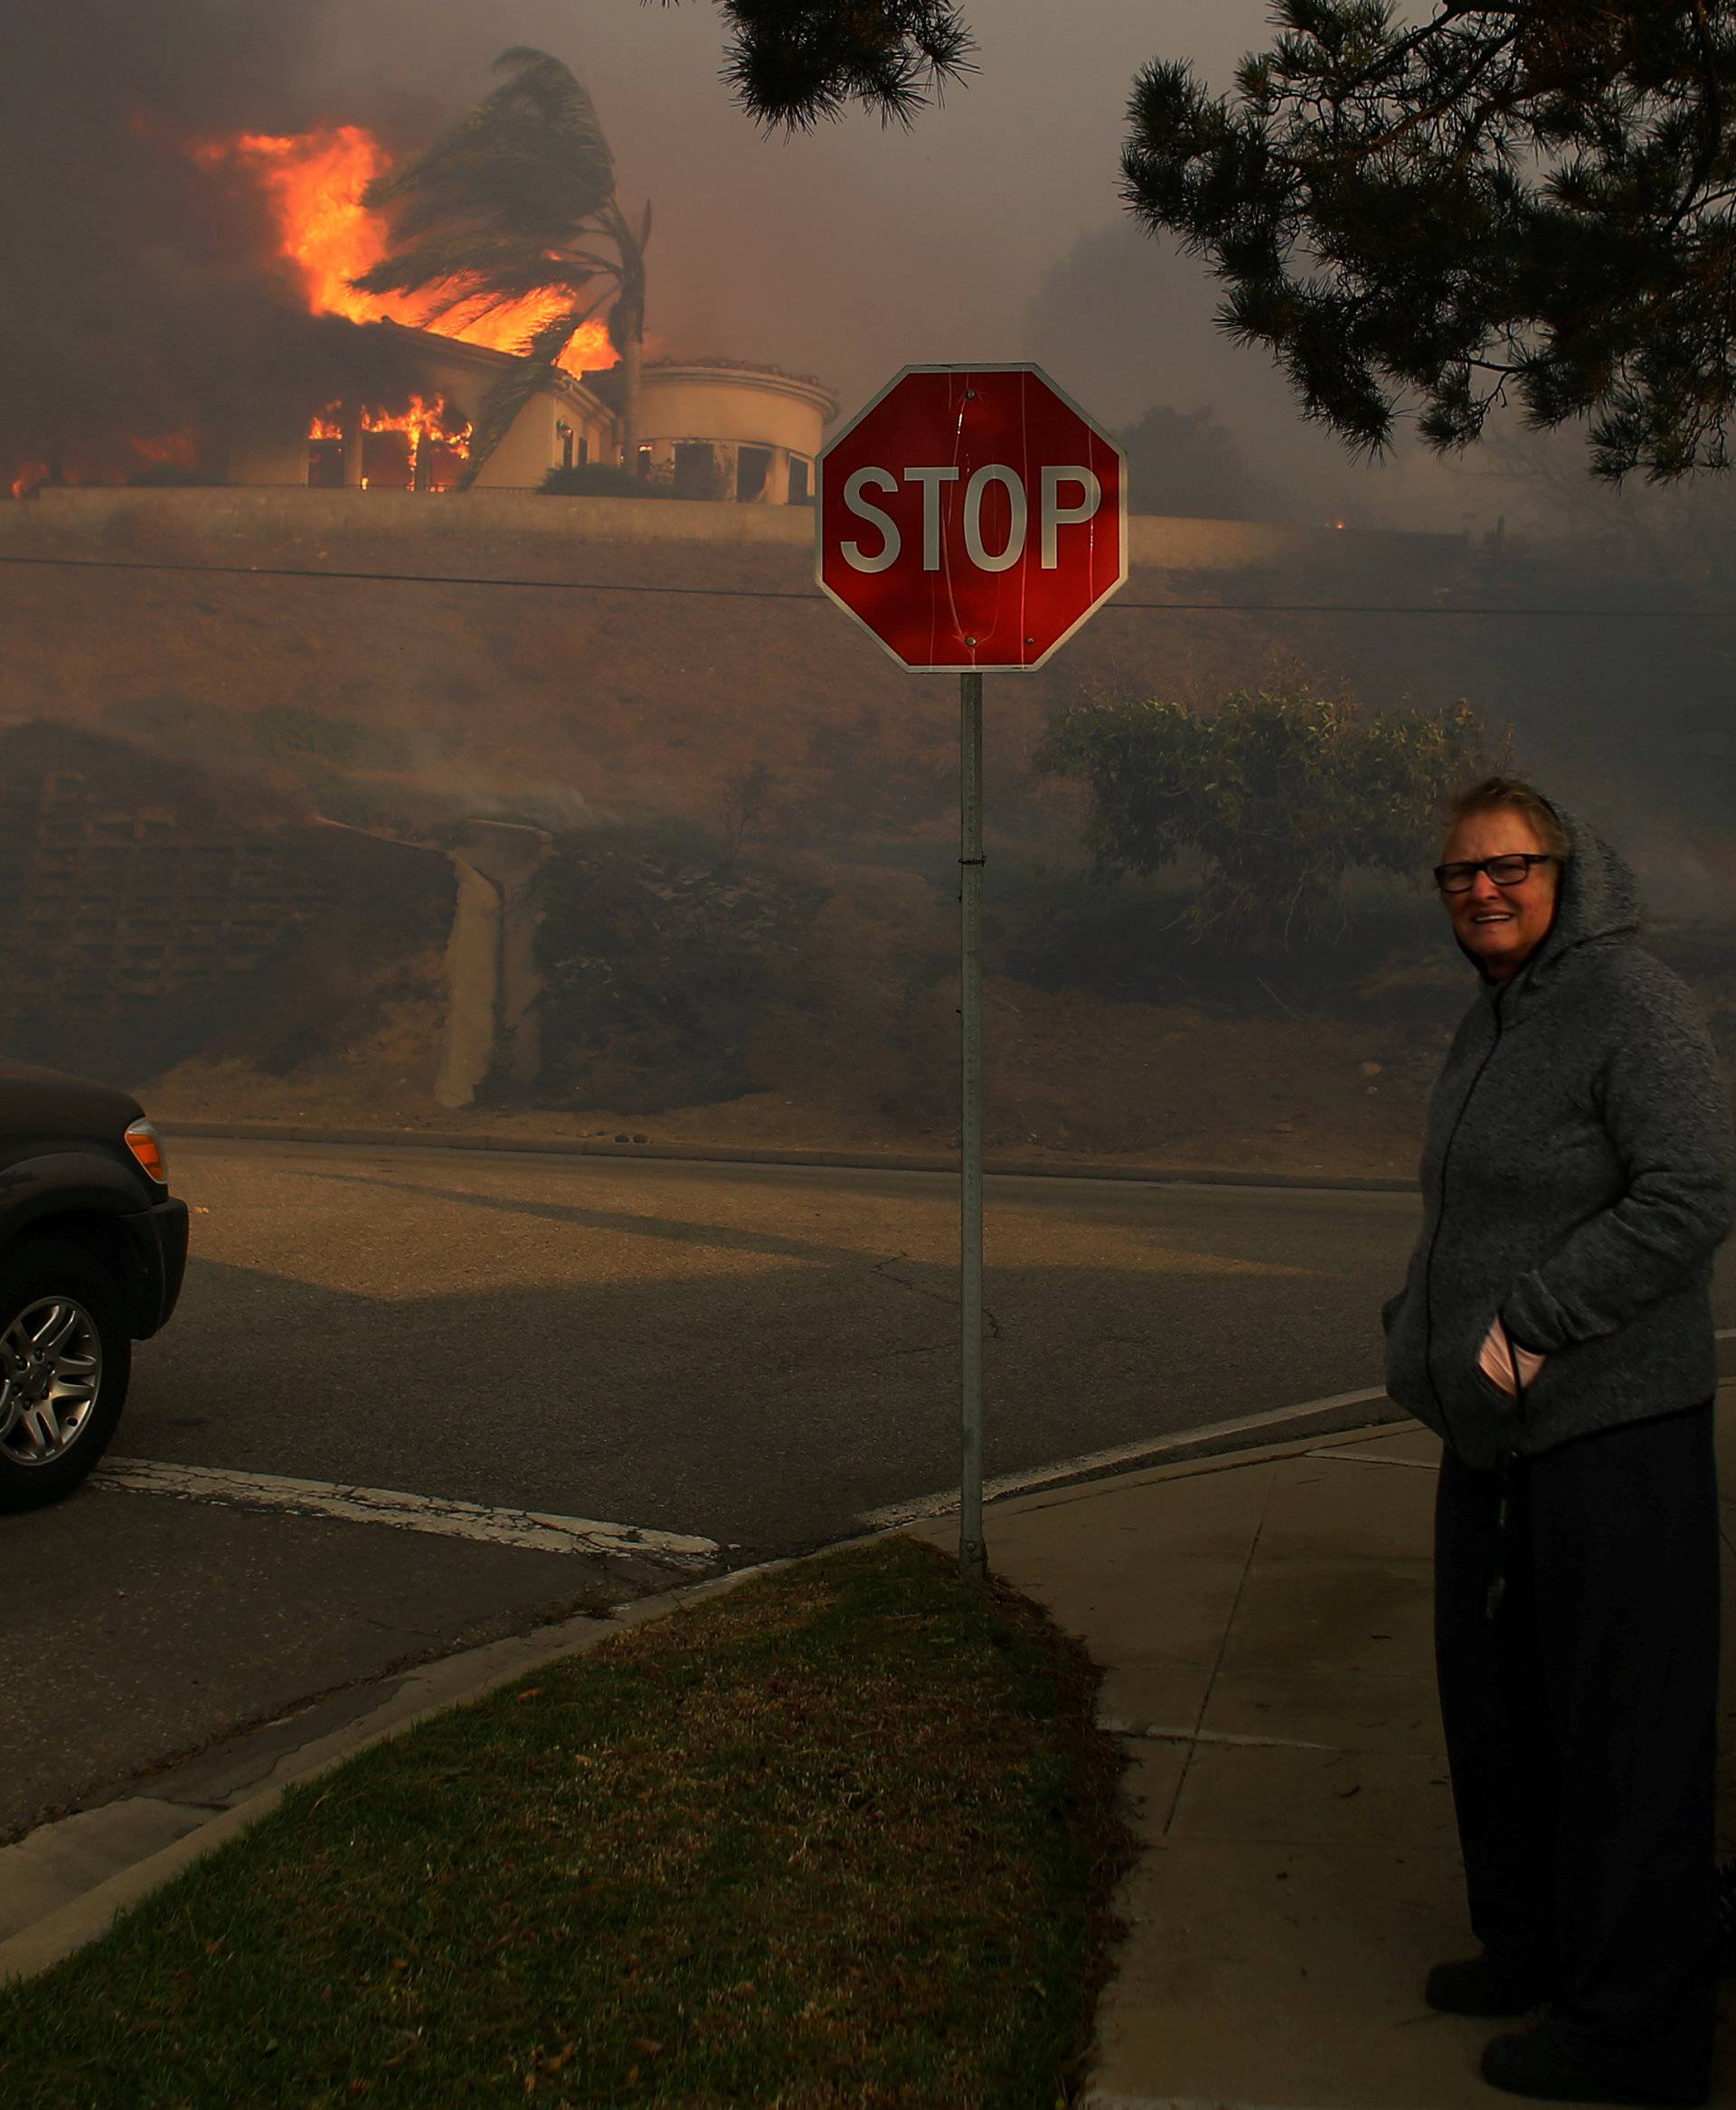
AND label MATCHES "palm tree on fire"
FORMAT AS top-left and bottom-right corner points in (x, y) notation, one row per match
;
(351, 46), (649, 488)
